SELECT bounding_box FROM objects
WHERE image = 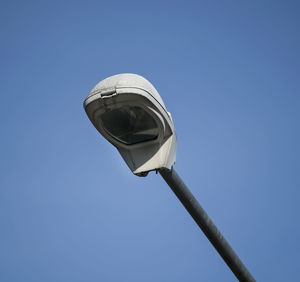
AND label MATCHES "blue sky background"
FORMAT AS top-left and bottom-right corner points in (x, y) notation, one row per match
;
(1, 1), (299, 281)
